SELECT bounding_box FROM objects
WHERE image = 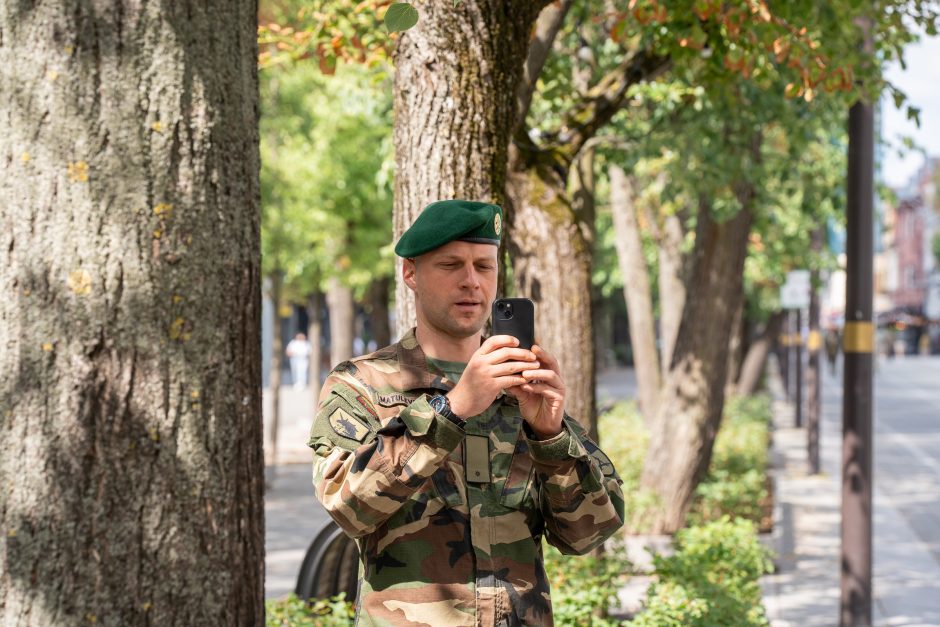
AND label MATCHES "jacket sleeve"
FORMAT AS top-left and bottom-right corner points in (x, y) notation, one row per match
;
(307, 366), (464, 539)
(526, 416), (624, 554)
